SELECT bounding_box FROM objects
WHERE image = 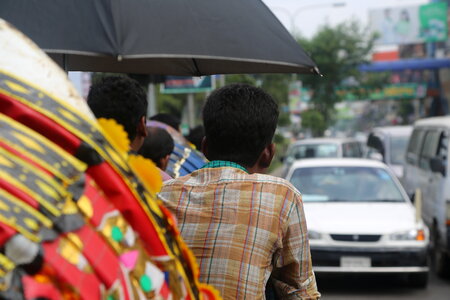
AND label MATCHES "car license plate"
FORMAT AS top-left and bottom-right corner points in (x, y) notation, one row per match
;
(340, 256), (371, 268)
